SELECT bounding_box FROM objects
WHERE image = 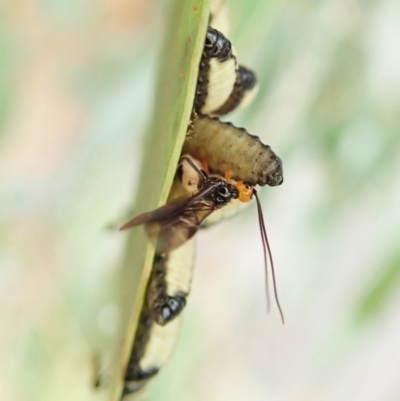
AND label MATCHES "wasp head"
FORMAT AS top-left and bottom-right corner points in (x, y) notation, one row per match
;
(202, 177), (239, 206)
